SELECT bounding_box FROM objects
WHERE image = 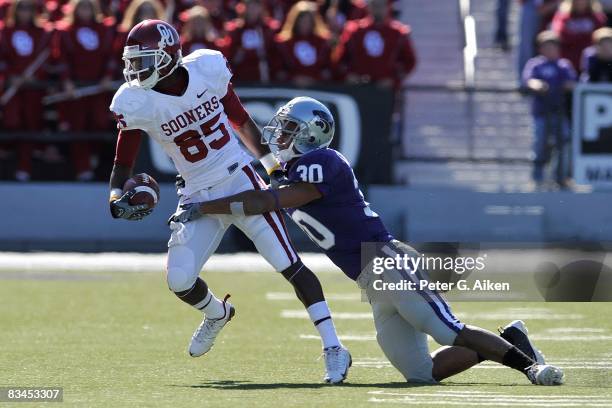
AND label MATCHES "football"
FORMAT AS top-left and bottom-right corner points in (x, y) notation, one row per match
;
(123, 173), (160, 209)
